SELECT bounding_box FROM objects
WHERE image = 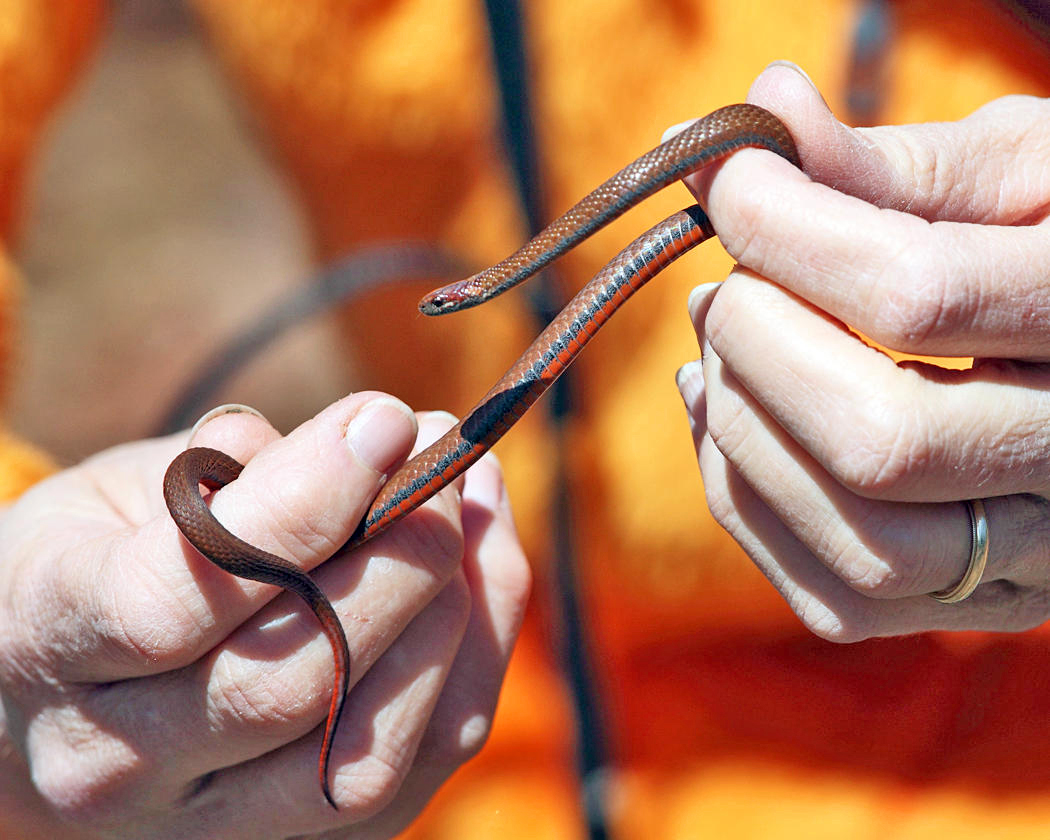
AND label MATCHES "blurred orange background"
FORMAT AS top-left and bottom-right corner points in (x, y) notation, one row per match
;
(4, 1), (1050, 837)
